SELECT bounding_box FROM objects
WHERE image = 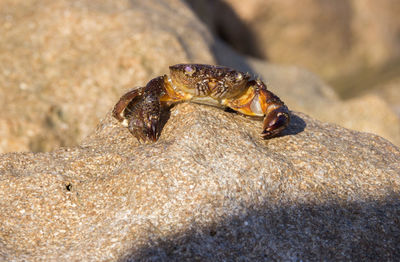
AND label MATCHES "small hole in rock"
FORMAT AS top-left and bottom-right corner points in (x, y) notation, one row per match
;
(209, 229), (217, 236)
(66, 183), (72, 191)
